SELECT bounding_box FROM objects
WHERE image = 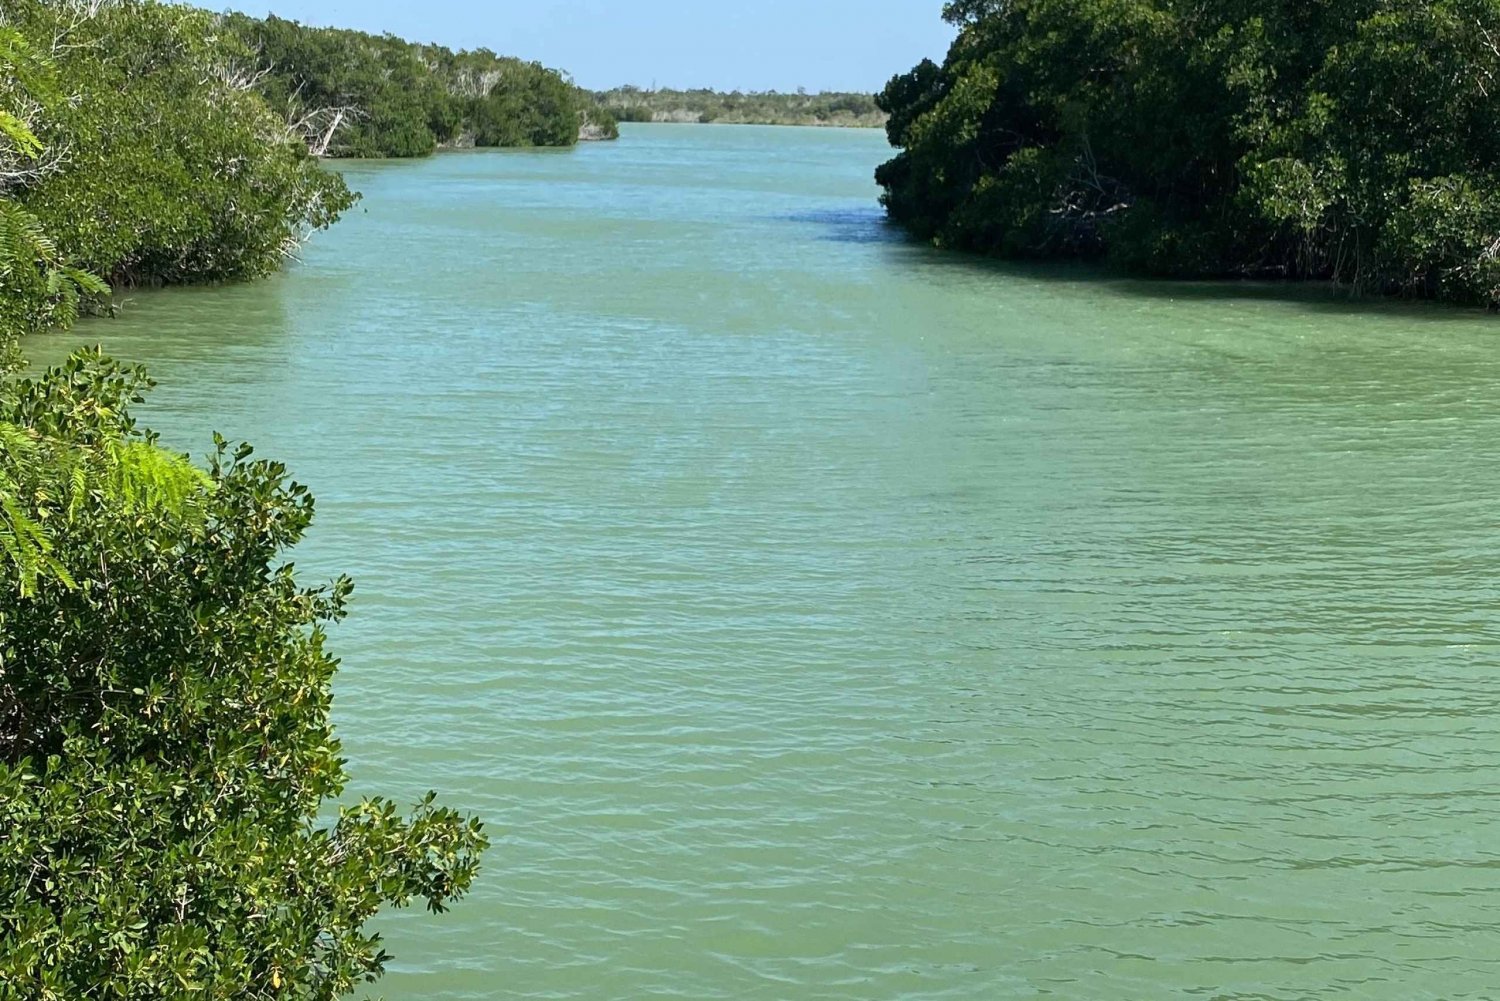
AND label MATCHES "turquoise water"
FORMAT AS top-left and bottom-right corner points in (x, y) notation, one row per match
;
(30, 124), (1500, 999)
